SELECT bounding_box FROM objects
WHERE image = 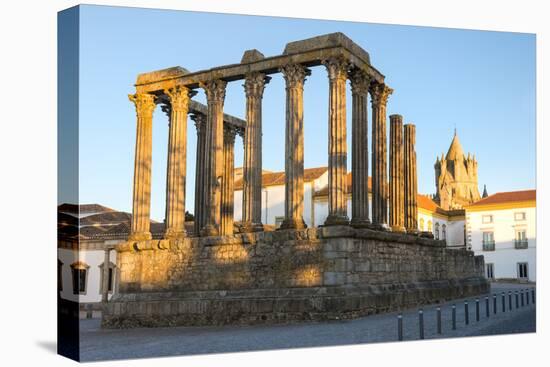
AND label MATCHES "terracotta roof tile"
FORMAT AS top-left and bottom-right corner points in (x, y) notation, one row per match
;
(58, 203), (115, 215)
(234, 167), (328, 190)
(467, 189), (536, 208)
(79, 211), (132, 226)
